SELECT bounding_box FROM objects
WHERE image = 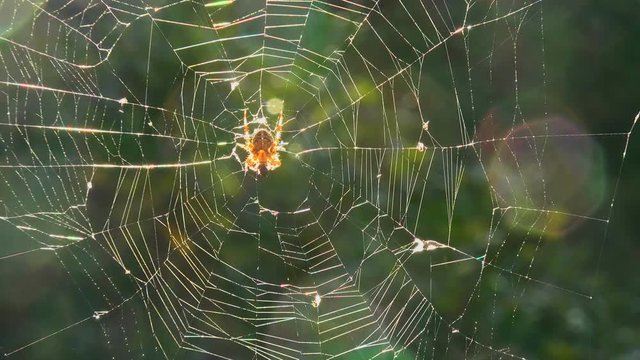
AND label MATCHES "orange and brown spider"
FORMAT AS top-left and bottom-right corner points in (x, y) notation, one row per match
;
(238, 109), (284, 174)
